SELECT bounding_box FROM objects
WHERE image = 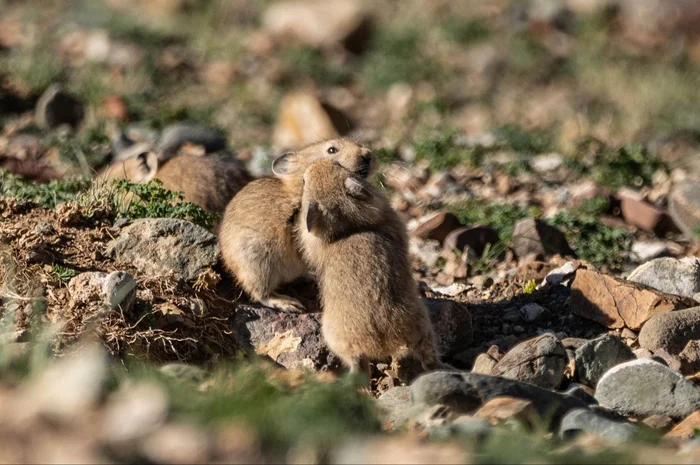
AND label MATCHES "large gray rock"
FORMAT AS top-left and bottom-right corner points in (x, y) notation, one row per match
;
(559, 408), (638, 441)
(595, 359), (700, 418)
(376, 387), (412, 431)
(491, 334), (567, 390)
(106, 219), (218, 282)
(628, 257), (700, 298)
(511, 218), (574, 259)
(638, 306), (700, 354)
(410, 371), (587, 423)
(574, 334), (635, 388)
